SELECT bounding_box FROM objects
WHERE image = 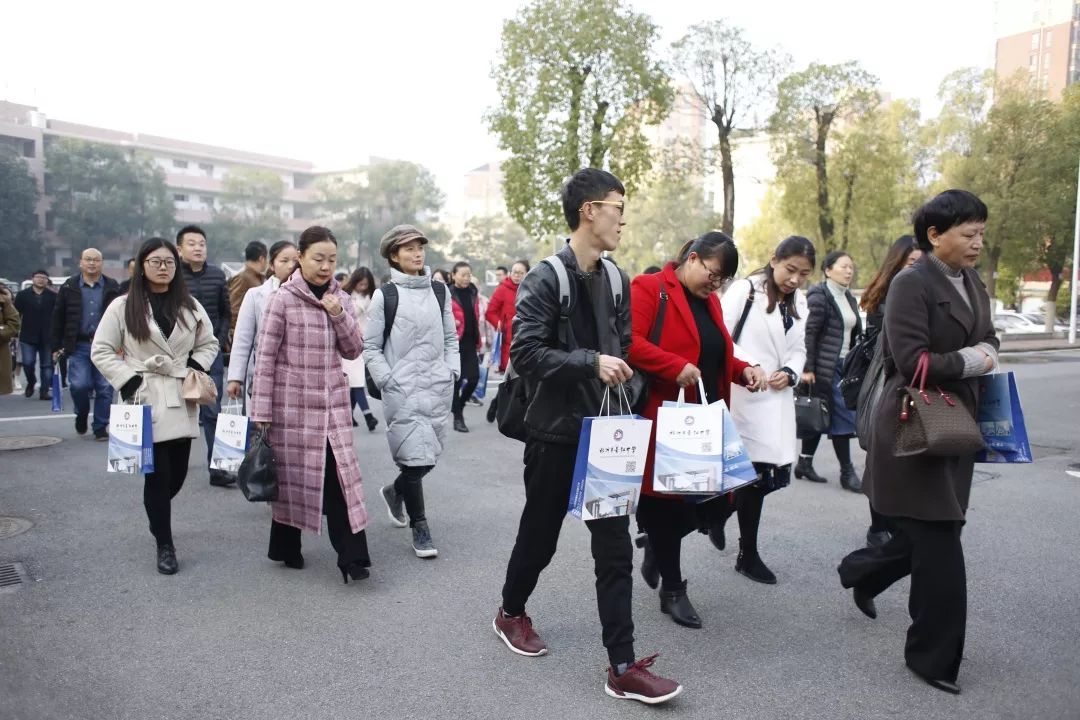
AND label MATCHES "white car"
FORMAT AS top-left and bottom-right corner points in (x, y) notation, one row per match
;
(994, 312), (1058, 334)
